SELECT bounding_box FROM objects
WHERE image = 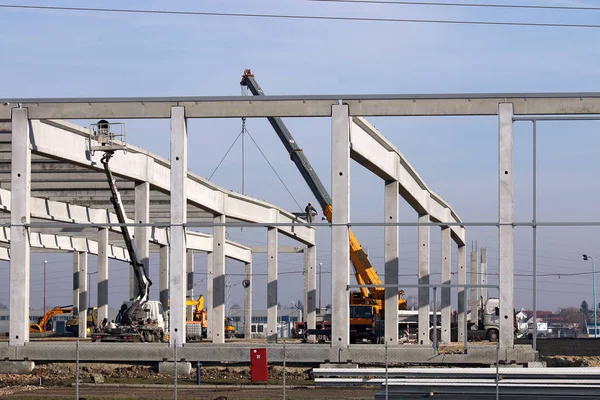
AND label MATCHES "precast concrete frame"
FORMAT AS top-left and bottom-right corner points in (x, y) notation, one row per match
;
(4, 115), (315, 346)
(4, 92), (600, 350)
